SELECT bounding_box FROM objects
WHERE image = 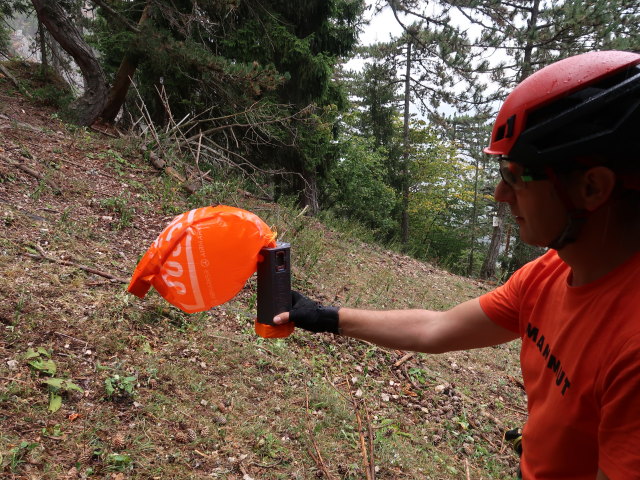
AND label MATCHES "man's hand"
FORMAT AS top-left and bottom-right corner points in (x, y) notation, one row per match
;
(273, 291), (340, 334)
